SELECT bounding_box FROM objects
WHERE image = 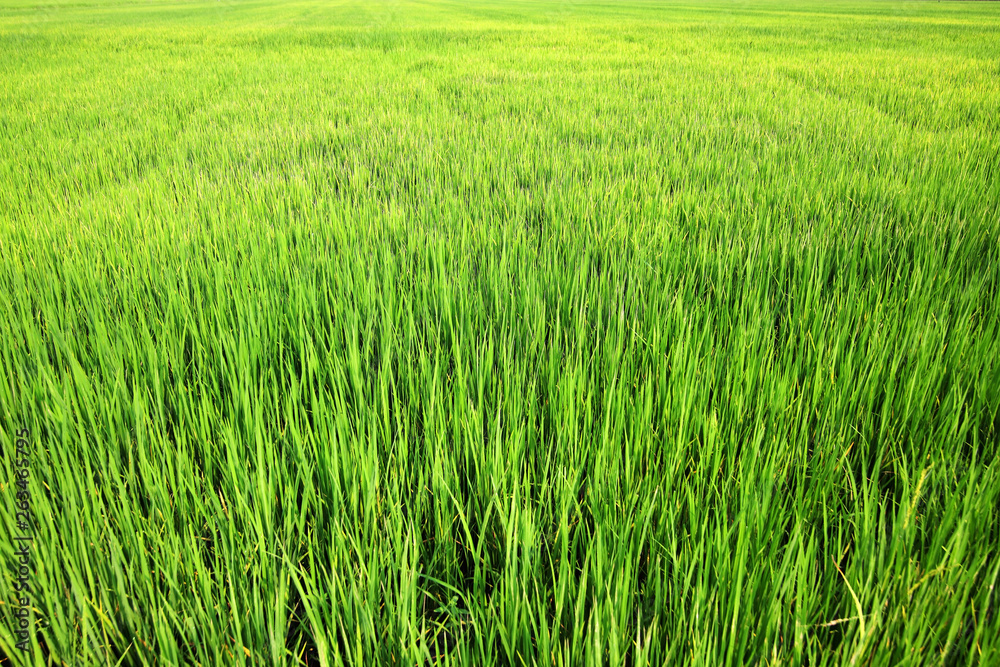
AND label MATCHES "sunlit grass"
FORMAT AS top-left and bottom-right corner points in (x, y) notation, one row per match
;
(1, 0), (999, 664)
